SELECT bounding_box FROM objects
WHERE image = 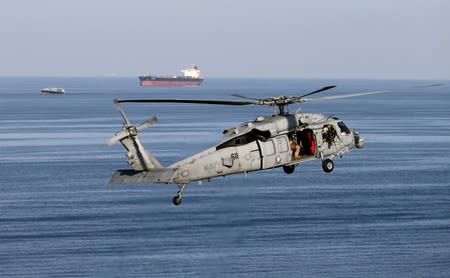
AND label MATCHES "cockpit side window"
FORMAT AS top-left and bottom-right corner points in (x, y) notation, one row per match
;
(337, 121), (351, 134)
(216, 129), (271, 150)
